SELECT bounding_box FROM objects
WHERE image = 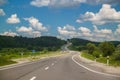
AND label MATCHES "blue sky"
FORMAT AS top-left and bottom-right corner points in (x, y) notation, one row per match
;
(0, 0), (120, 41)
